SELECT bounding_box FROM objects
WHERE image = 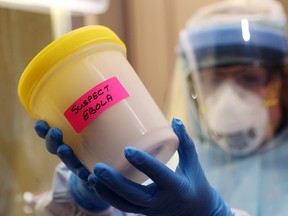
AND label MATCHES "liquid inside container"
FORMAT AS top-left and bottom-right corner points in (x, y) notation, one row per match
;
(18, 25), (179, 183)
